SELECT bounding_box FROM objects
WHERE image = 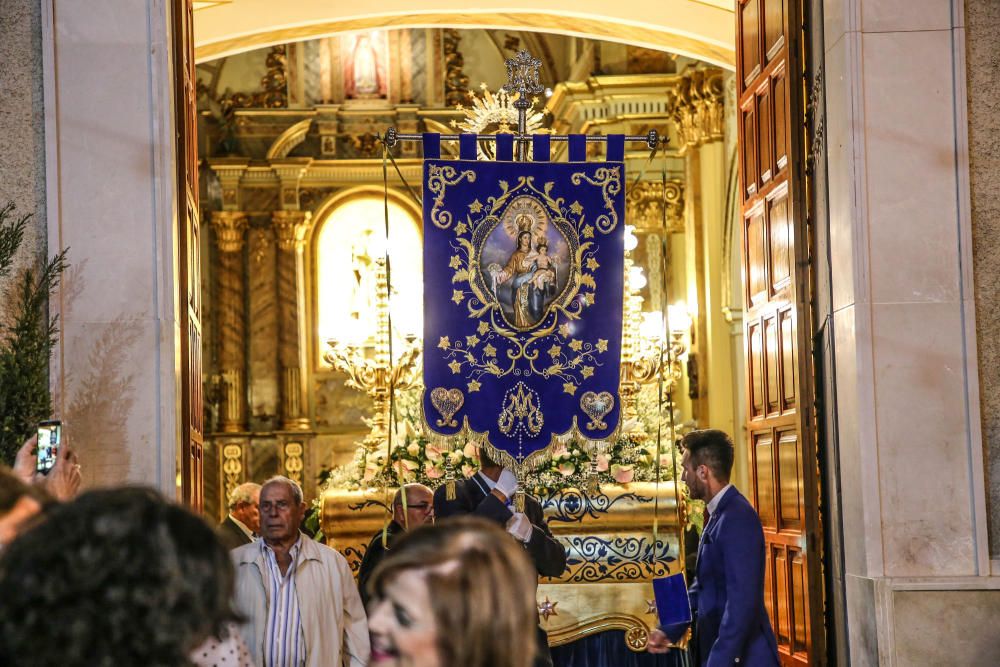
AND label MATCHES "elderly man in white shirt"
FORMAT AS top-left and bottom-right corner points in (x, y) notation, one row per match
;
(231, 476), (369, 667)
